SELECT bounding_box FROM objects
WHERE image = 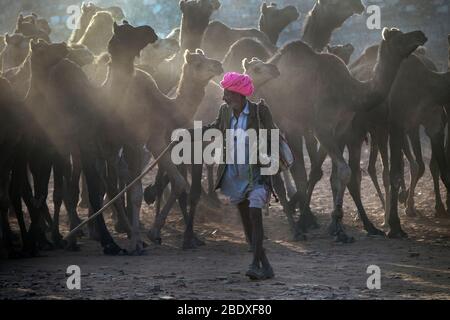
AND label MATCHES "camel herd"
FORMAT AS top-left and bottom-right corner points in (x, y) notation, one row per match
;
(0, 0), (449, 259)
